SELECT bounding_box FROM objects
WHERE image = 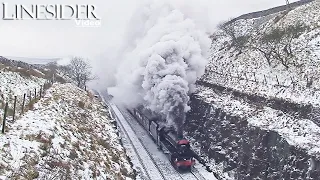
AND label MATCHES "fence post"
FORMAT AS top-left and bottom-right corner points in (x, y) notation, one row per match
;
(264, 75), (267, 84)
(34, 88), (37, 100)
(40, 85), (42, 98)
(276, 75), (280, 85)
(13, 96), (17, 121)
(21, 93), (26, 114)
(2, 102), (8, 133)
